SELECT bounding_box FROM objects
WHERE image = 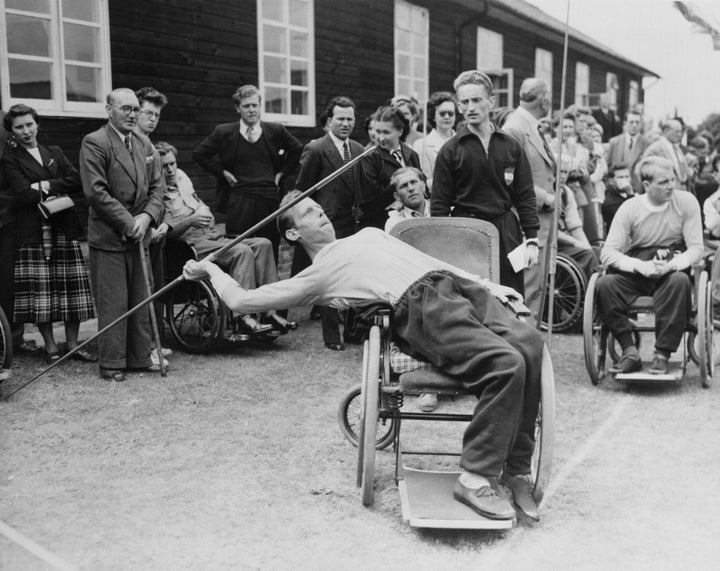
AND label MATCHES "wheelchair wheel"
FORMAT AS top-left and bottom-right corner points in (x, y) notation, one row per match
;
(532, 345), (556, 505)
(541, 254), (586, 333)
(166, 280), (225, 353)
(583, 272), (608, 385)
(358, 325), (381, 506)
(0, 305), (12, 370)
(697, 271), (713, 388)
(338, 385), (397, 450)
